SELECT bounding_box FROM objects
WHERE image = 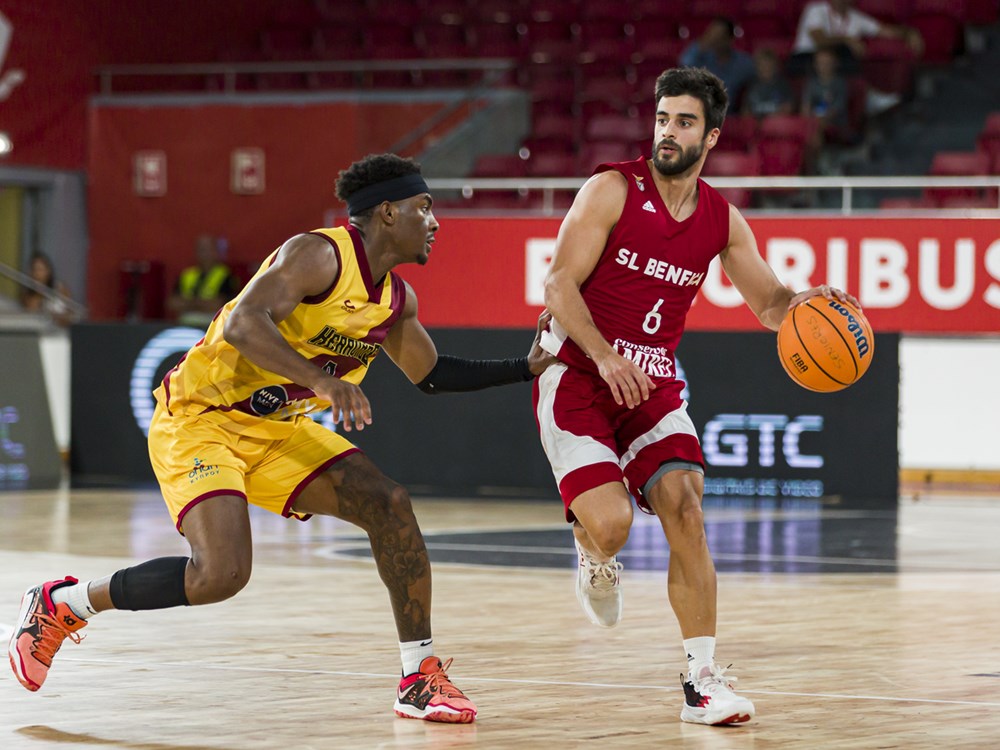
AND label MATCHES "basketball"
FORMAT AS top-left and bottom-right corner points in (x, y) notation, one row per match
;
(776, 297), (874, 392)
